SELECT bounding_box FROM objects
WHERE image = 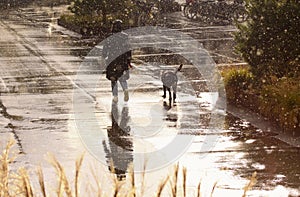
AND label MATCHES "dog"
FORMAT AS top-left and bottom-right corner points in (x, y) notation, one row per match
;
(161, 64), (183, 102)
